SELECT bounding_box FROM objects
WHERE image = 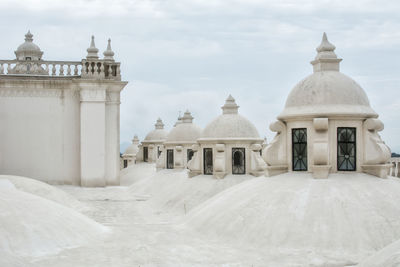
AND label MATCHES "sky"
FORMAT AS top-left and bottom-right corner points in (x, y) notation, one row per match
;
(0, 0), (399, 152)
